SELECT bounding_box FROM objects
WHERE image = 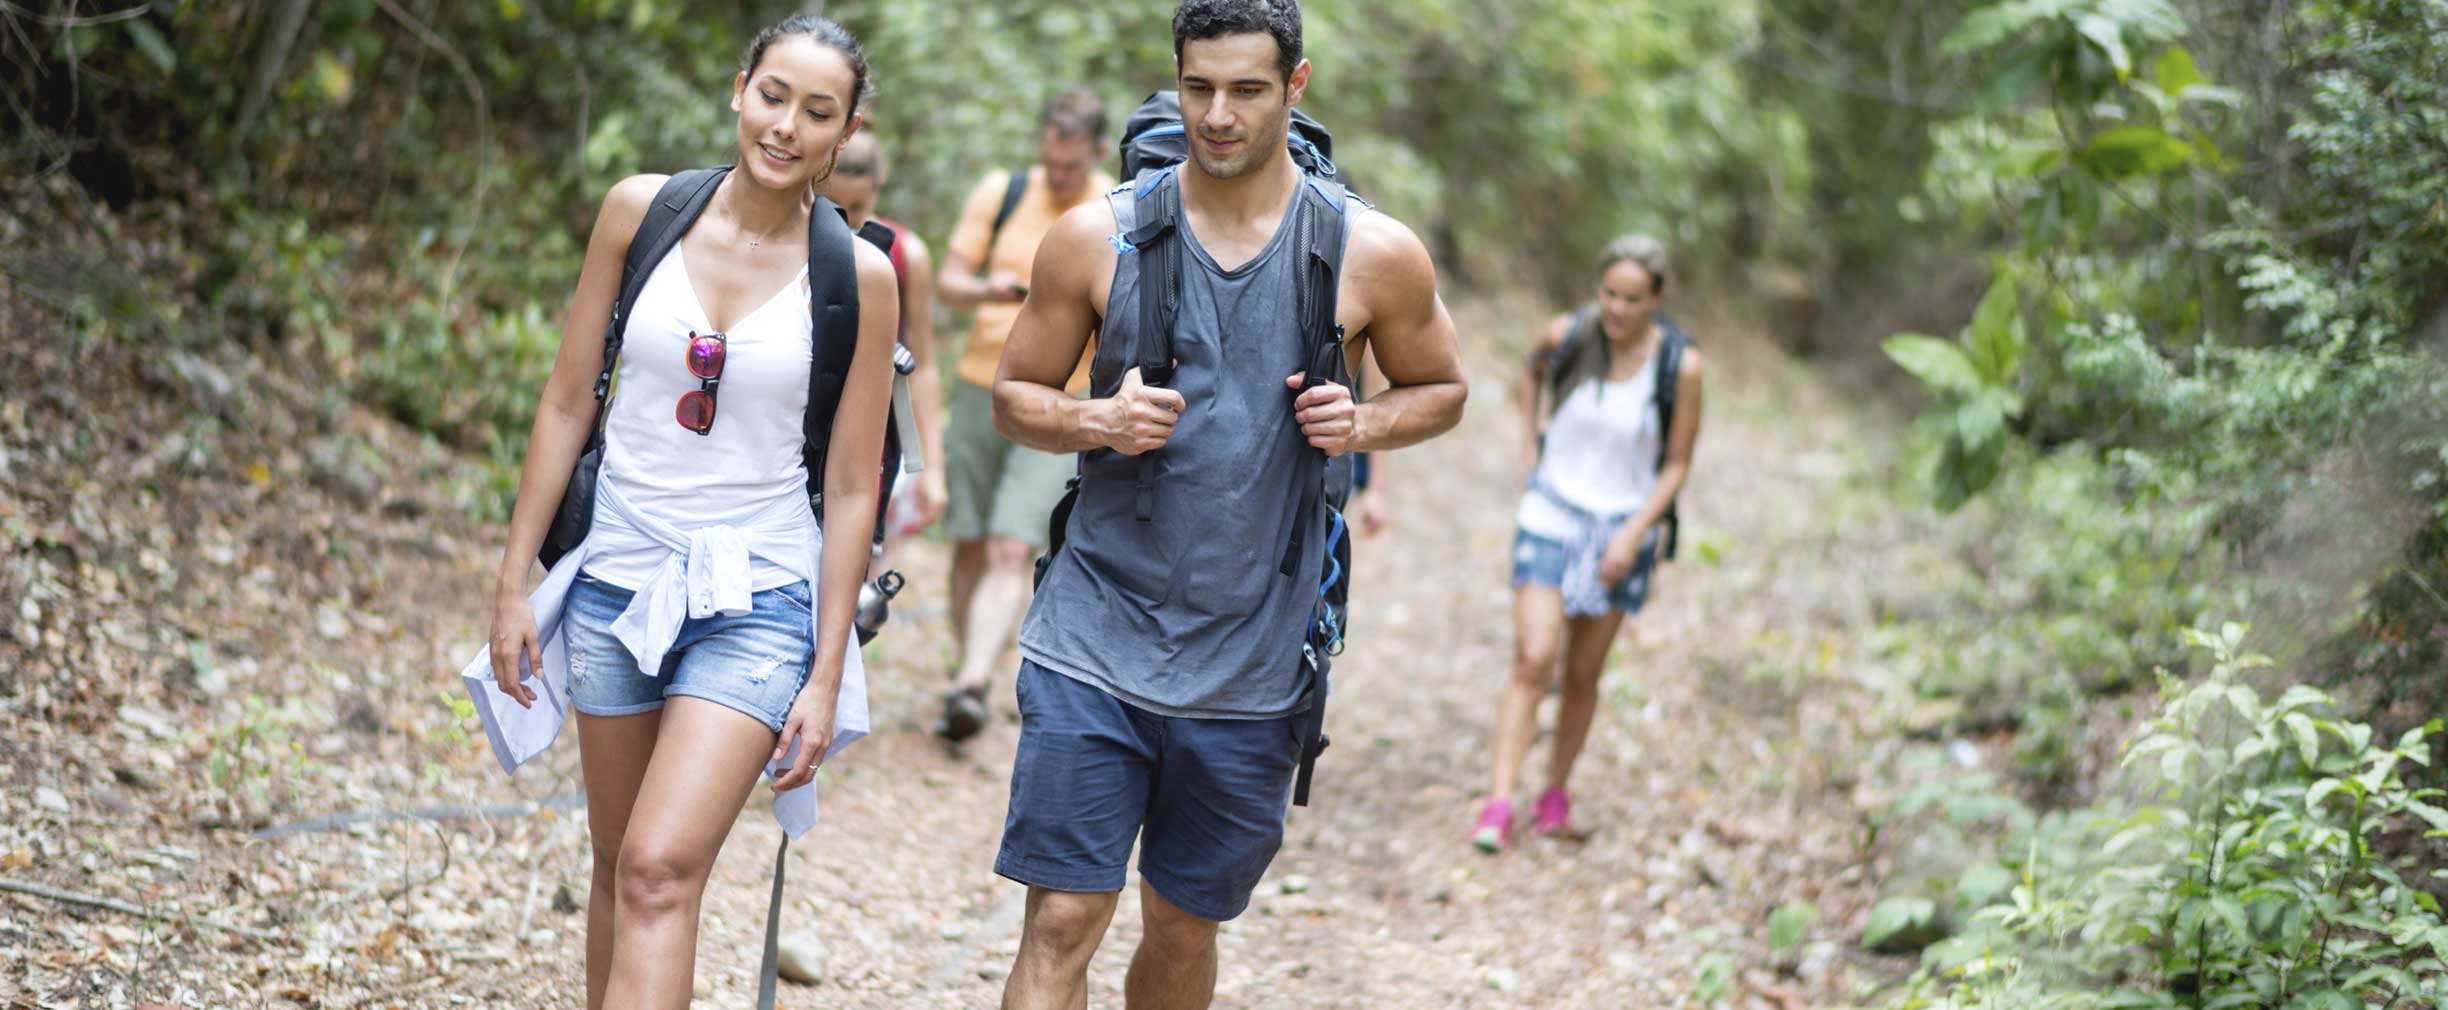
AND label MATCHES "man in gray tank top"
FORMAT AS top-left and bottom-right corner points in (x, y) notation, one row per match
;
(985, 3), (1467, 1007)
